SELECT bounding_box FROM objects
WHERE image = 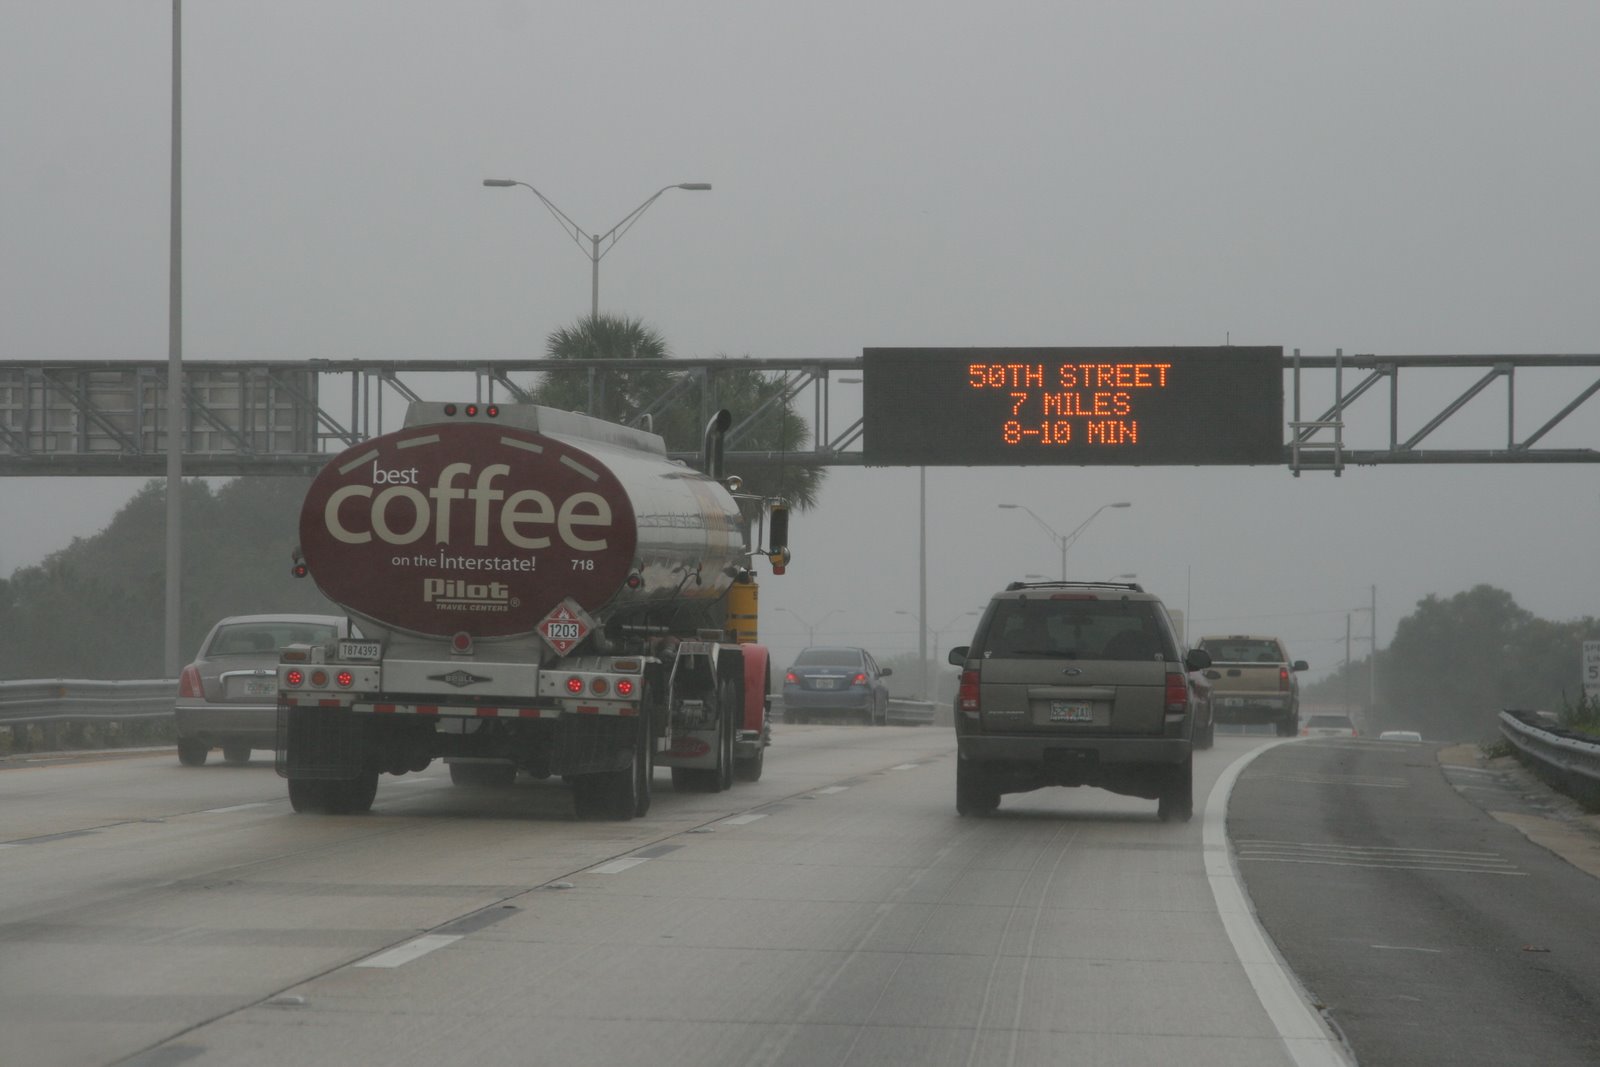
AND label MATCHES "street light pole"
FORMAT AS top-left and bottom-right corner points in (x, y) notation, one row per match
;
(775, 607), (841, 647)
(997, 502), (1131, 580)
(482, 179), (711, 320)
